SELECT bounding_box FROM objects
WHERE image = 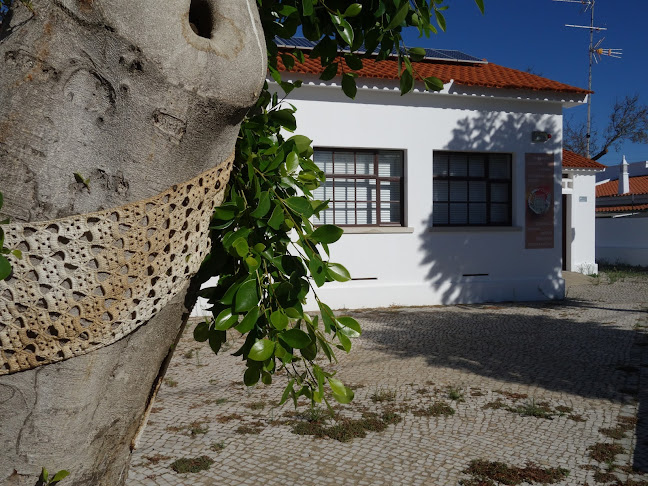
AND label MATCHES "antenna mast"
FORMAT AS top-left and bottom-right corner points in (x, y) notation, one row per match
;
(554, 0), (622, 158)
